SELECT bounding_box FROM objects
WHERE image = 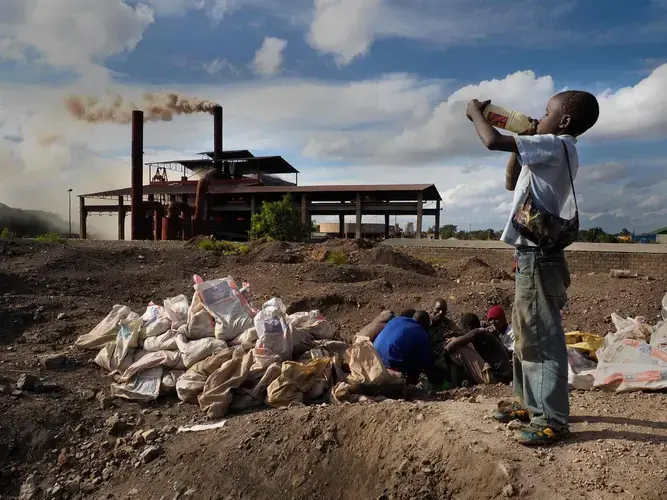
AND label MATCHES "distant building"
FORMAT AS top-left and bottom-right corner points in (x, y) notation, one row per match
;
(405, 222), (415, 236)
(318, 222), (395, 239)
